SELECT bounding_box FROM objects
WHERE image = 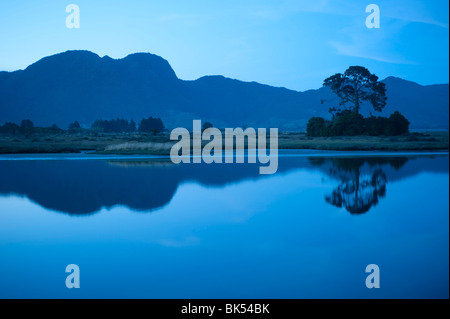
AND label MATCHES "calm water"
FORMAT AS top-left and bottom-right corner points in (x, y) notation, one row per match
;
(0, 151), (448, 298)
